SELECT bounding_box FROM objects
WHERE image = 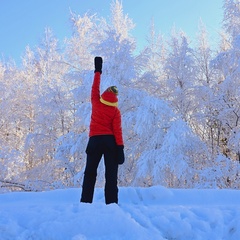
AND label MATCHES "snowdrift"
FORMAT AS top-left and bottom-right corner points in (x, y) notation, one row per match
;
(0, 186), (240, 240)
